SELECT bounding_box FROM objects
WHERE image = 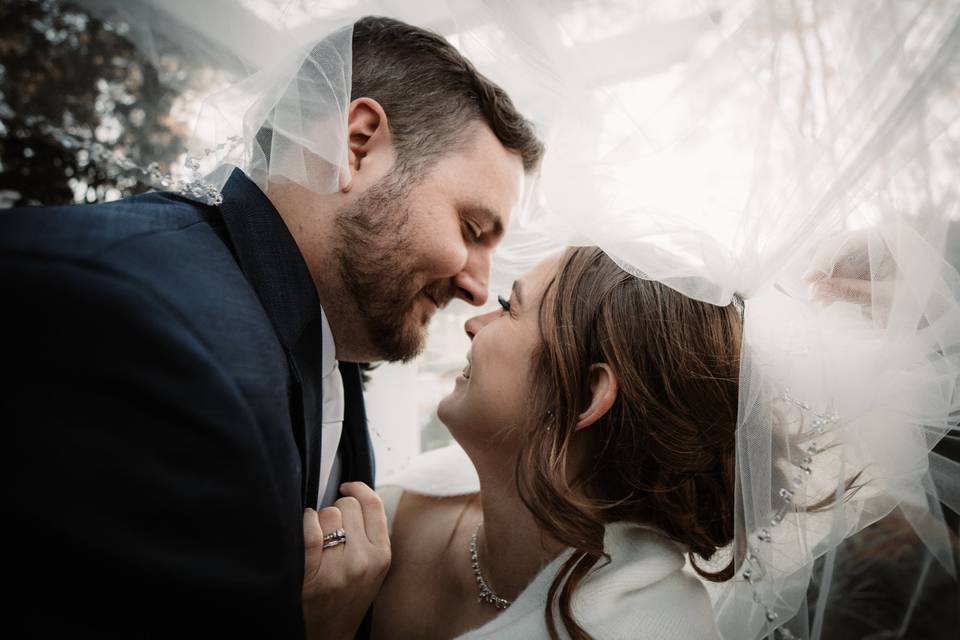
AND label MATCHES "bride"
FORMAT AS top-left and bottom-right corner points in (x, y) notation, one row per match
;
(303, 230), (958, 640)
(310, 246), (744, 640)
